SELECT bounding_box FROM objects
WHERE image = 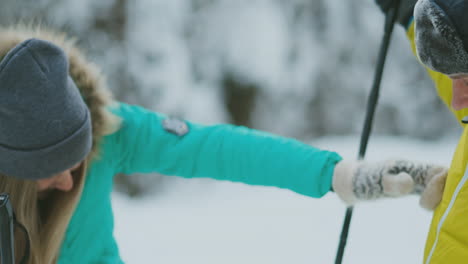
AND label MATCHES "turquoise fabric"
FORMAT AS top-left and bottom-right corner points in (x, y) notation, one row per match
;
(58, 103), (342, 263)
